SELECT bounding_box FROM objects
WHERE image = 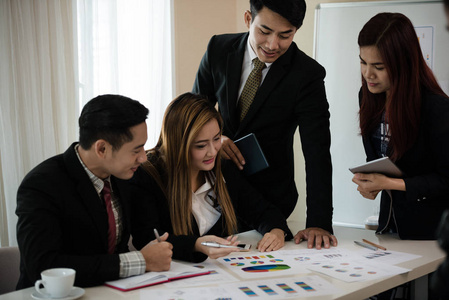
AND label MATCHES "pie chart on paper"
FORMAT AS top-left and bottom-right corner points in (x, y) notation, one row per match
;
(242, 264), (291, 273)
